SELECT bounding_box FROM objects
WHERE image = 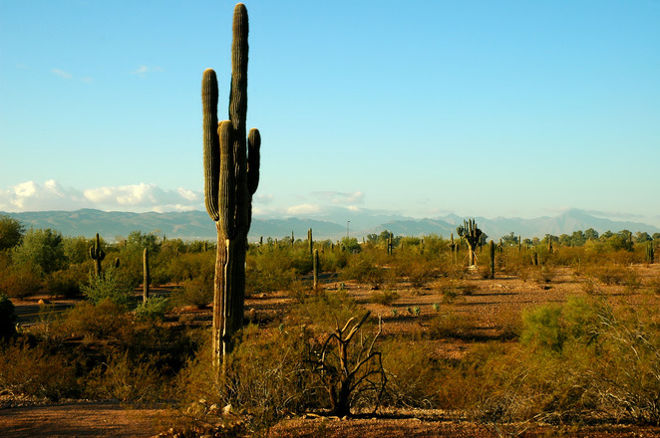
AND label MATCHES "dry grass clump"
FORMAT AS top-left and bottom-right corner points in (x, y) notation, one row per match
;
(370, 289), (399, 306)
(428, 310), (477, 339)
